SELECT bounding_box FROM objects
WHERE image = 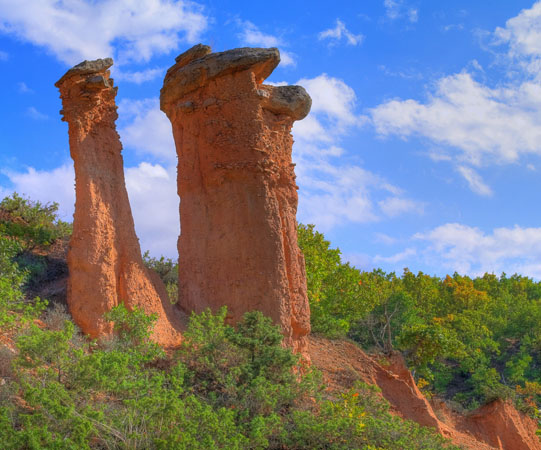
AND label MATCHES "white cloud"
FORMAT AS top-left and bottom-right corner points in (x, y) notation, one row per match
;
(378, 64), (423, 80)
(125, 163), (179, 257)
(370, 73), (541, 167)
(493, 1), (541, 78)
(442, 24), (464, 33)
(1, 163), (75, 219)
(237, 20), (295, 67)
(318, 19), (364, 46)
(118, 98), (176, 164)
(0, 0), (208, 65)
(297, 74), (362, 130)
(374, 232), (397, 245)
(343, 252), (374, 271)
(414, 223), (541, 278)
(296, 161), (392, 229)
(292, 74), (421, 230)
(374, 247), (416, 264)
(384, 0), (418, 23)
(0, 50), (8, 61)
(26, 106), (48, 120)
(408, 8), (419, 23)
(114, 67), (164, 84)
(456, 166), (492, 196)
(378, 196), (424, 217)
(370, 2), (541, 194)
(18, 82), (33, 93)
(1, 161), (179, 258)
